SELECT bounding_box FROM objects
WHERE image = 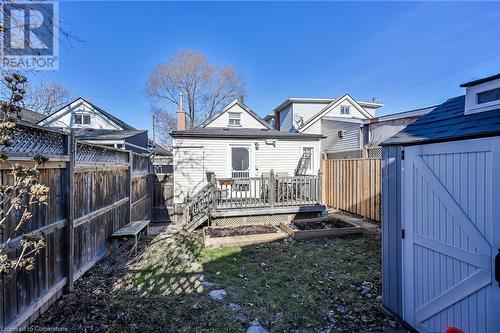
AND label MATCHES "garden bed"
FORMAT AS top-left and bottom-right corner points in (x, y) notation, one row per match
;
(280, 217), (363, 240)
(203, 224), (286, 248)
